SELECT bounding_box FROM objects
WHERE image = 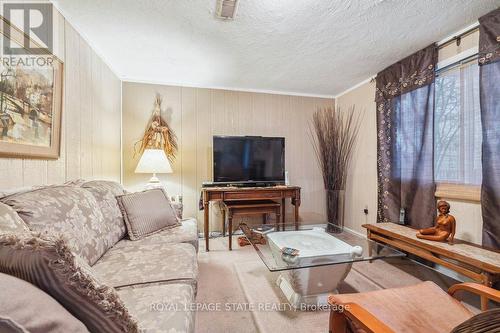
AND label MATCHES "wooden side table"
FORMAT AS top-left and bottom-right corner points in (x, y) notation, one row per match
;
(221, 200), (281, 250)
